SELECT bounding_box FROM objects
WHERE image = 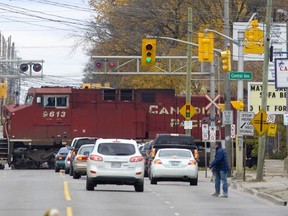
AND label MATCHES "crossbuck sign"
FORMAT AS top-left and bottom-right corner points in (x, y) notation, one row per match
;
(205, 94), (221, 111)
